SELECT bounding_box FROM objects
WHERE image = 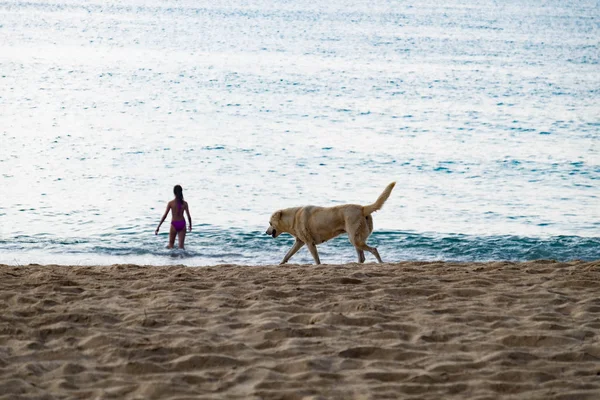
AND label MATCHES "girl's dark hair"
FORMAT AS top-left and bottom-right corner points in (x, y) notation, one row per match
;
(174, 185), (184, 204)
